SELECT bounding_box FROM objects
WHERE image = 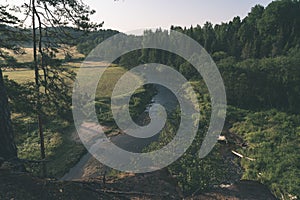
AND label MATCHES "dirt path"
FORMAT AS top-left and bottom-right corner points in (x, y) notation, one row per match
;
(60, 153), (92, 181)
(60, 121), (109, 181)
(60, 117), (165, 181)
